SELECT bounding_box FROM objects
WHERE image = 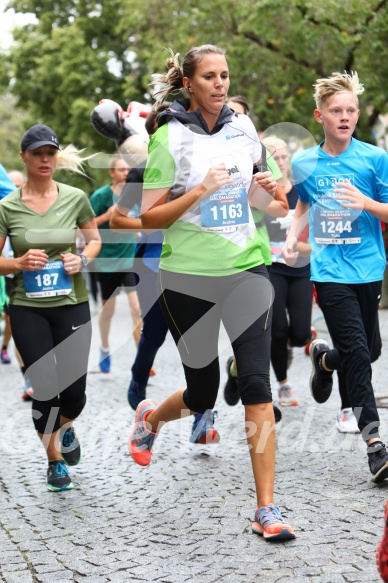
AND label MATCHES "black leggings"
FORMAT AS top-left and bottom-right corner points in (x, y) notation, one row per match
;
(9, 302), (91, 434)
(269, 272), (313, 382)
(158, 266), (273, 412)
